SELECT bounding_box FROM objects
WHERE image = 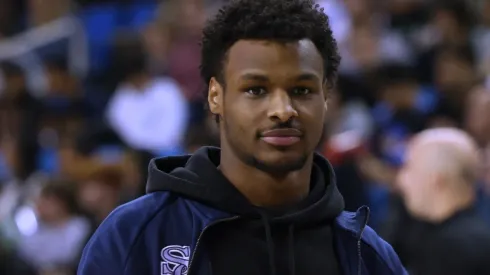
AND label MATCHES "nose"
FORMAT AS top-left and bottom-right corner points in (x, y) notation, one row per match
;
(267, 90), (298, 123)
